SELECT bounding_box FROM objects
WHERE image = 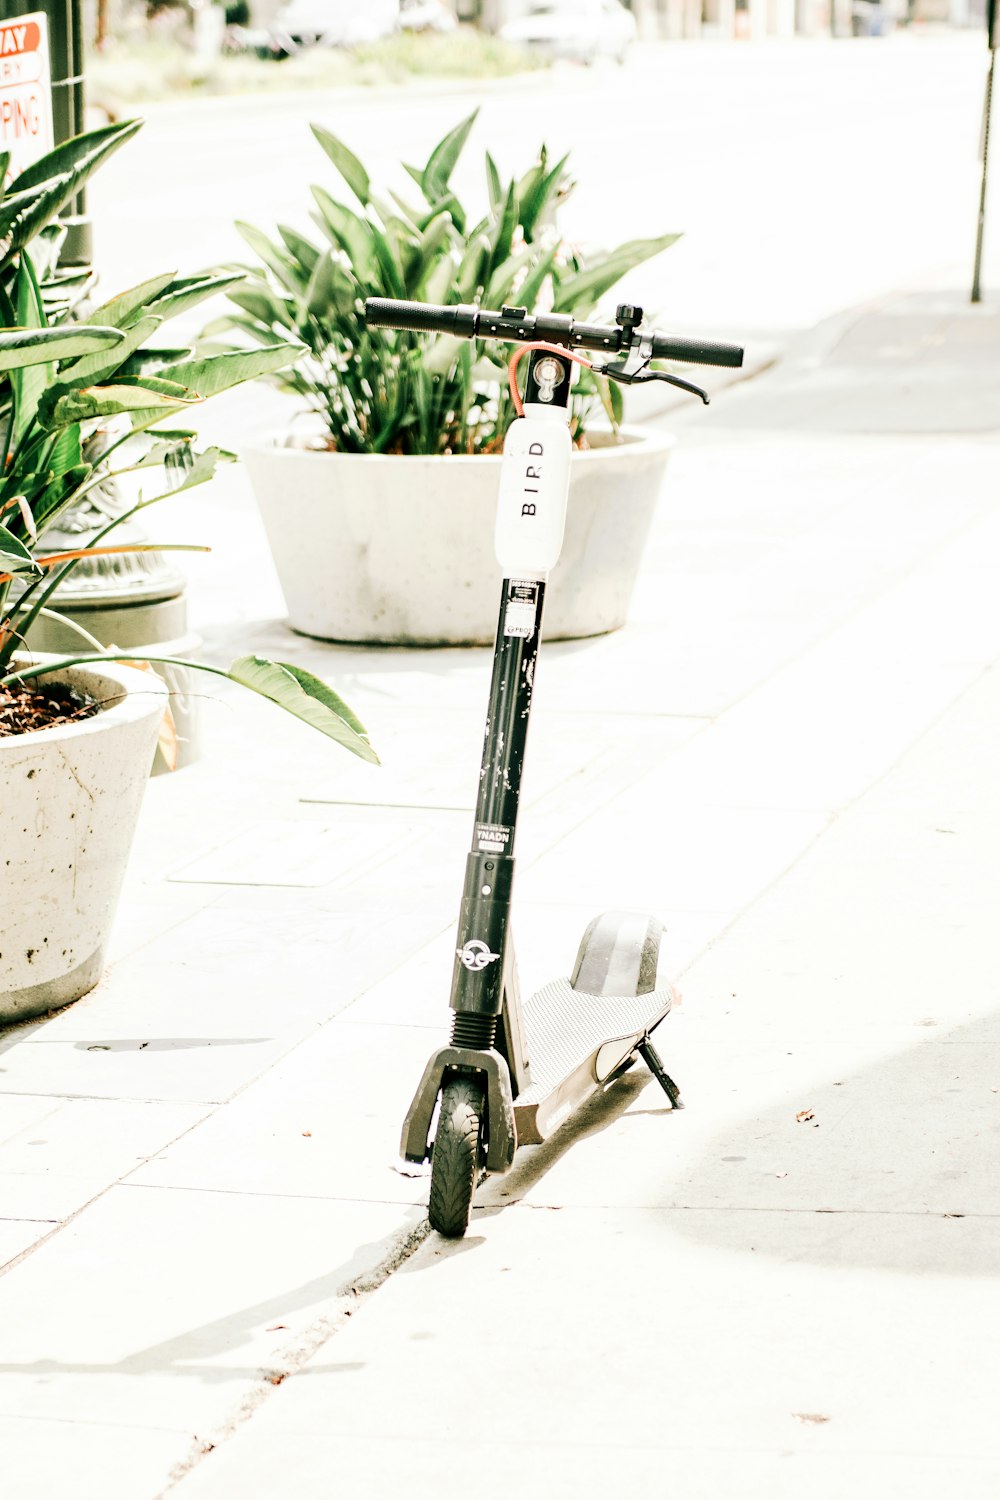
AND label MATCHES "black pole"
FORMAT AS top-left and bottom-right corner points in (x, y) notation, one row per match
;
(51, 0), (91, 266)
(972, 50), (995, 304)
(973, 1), (998, 304)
